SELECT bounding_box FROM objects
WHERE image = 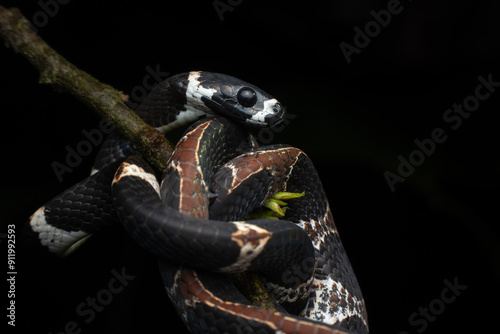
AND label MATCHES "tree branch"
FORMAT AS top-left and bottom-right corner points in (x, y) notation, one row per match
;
(0, 5), (174, 171)
(1, 5), (277, 313)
